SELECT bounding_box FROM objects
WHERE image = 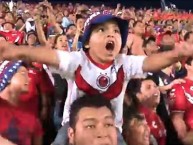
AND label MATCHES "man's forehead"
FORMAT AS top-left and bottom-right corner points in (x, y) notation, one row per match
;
(77, 107), (114, 121)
